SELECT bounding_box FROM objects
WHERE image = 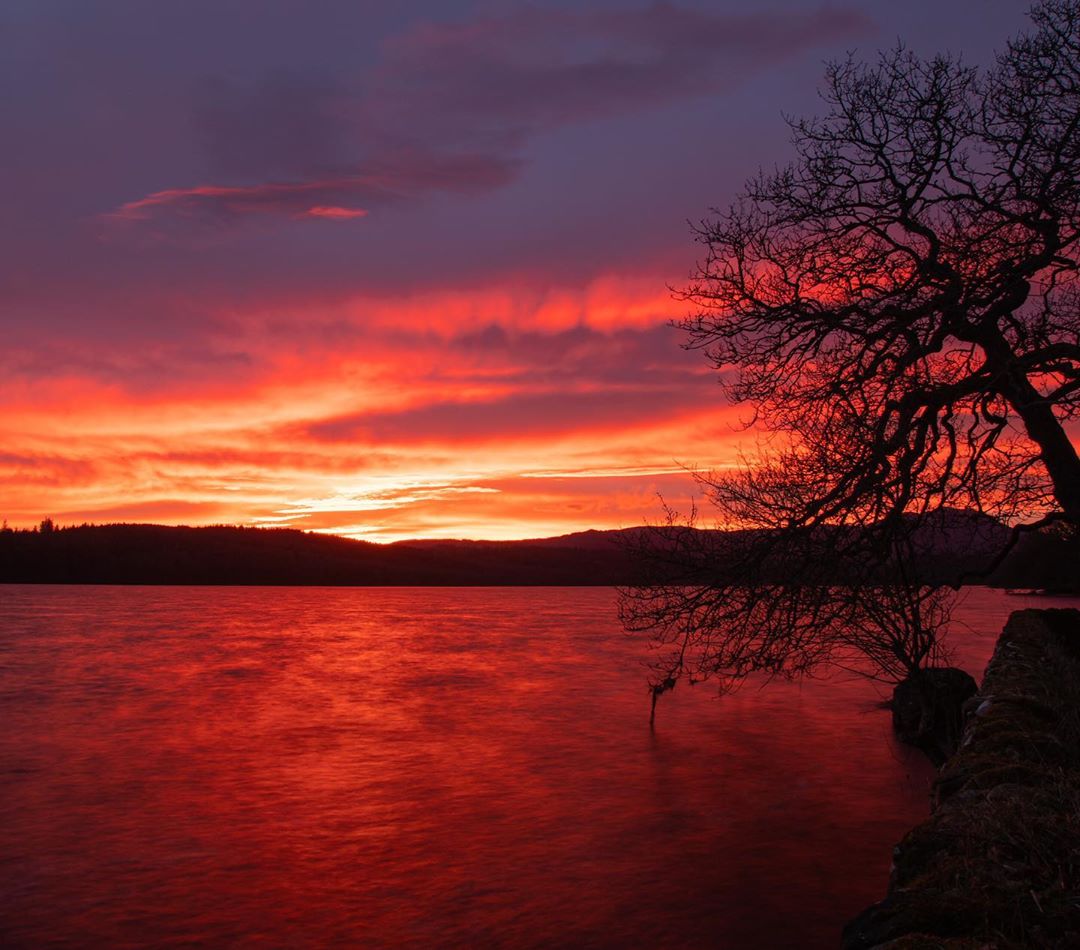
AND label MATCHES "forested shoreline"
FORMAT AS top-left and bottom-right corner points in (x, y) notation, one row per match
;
(0, 519), (1074, 589)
